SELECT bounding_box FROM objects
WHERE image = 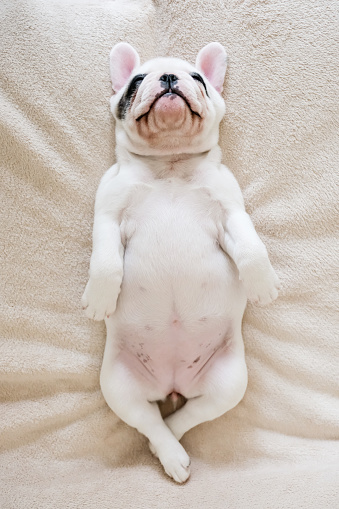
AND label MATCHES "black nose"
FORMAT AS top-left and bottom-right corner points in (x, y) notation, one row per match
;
(159, 73), (178, 85)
